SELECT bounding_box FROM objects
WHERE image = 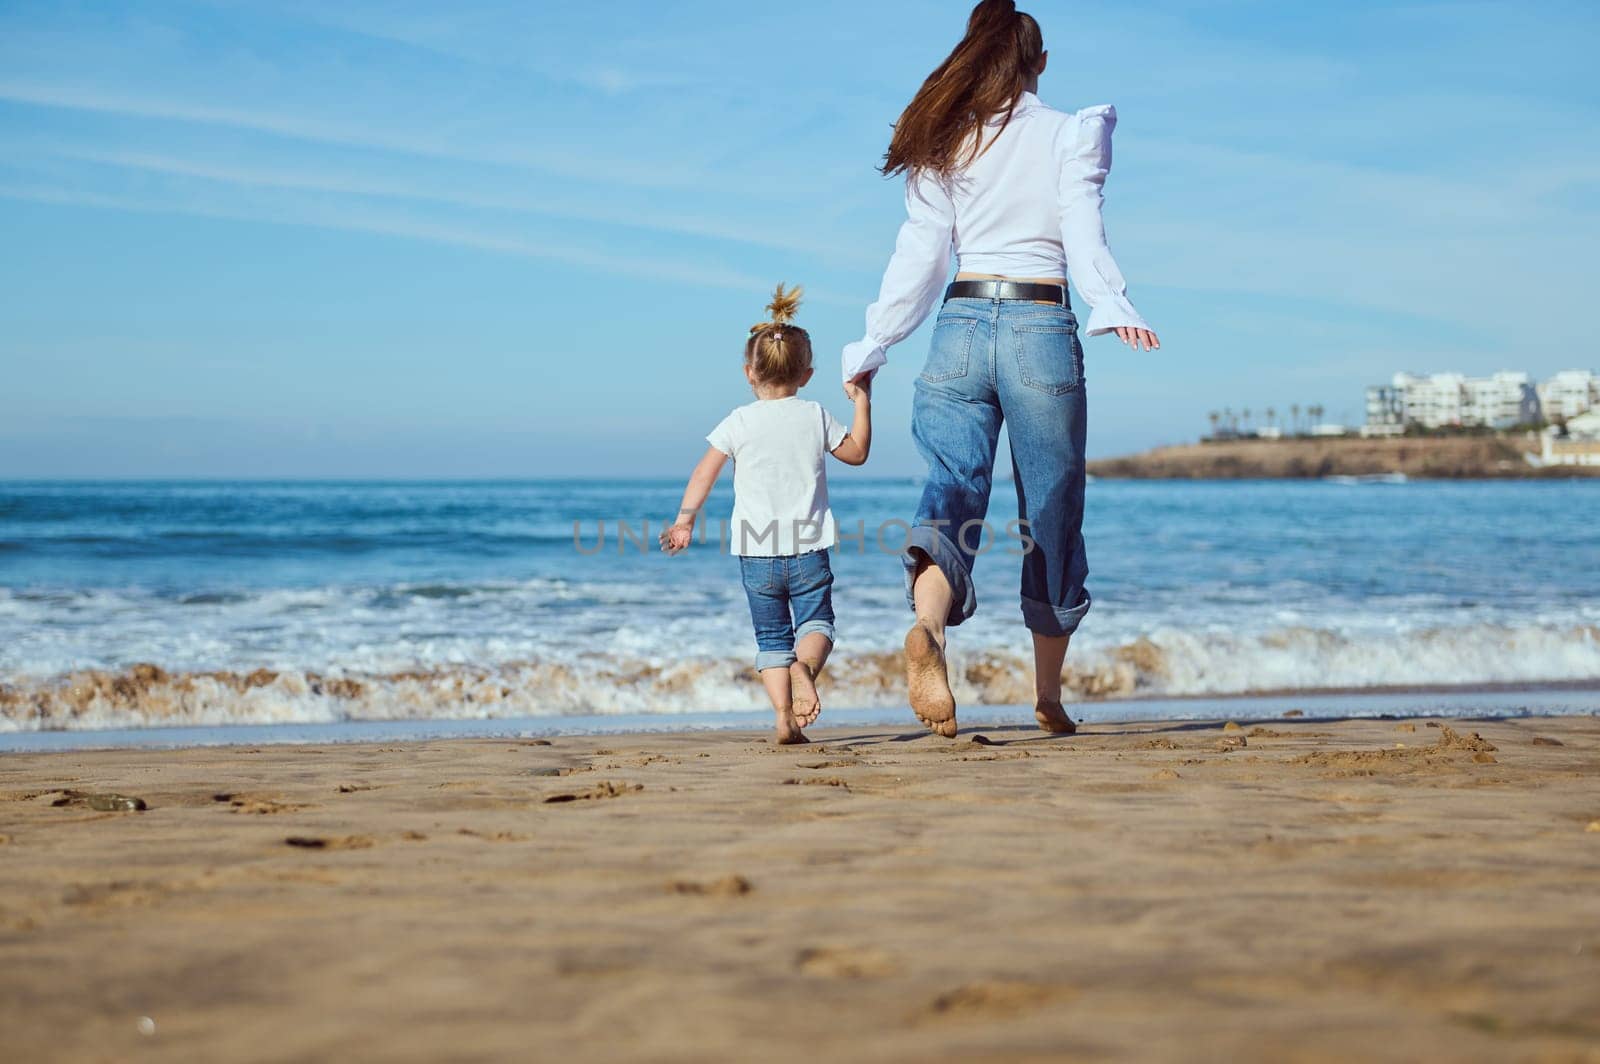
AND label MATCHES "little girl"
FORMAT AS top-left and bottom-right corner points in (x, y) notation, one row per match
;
(661, 284), (872, 744)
